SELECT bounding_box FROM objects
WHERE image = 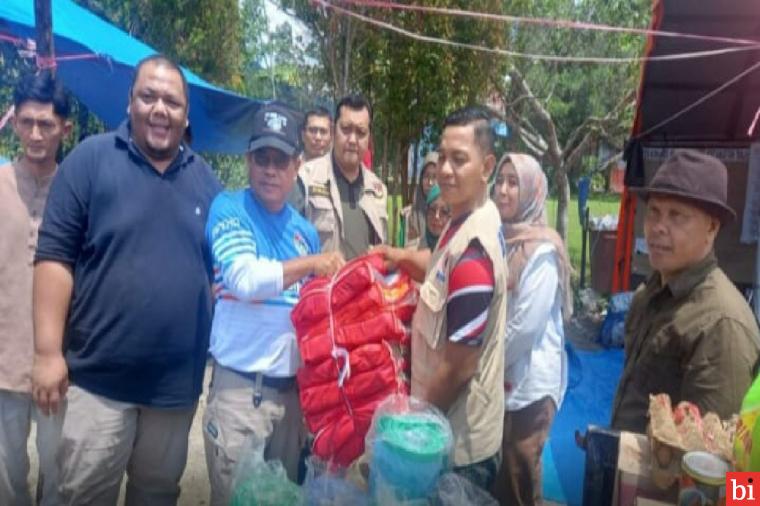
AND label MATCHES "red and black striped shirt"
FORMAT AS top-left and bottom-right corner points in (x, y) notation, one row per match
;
(437, 214), (495, 347)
